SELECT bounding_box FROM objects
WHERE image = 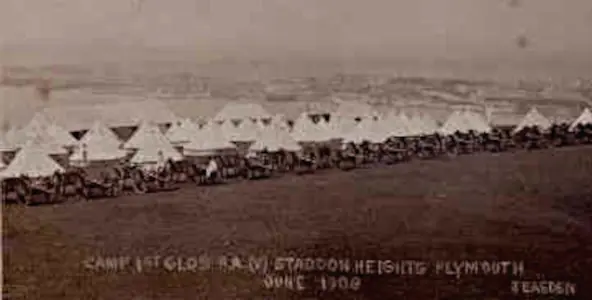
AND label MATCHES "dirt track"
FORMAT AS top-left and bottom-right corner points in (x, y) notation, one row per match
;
(3, 146), (592, 299)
